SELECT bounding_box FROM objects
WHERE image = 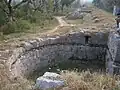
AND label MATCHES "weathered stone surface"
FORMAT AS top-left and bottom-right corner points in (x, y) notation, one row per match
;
(107, 33), (120, 62)
(8, 31), (108, 77)
(66, 9), (84, 20)
(106, 32), (120, 74)
(93, 18), (100, 23)
(0, 64), (5, 69)
(66, 8), (92, 20)
(89, 32), (108, 45)
(35, 72), (64, 90)
(83, 13), (92, 22)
